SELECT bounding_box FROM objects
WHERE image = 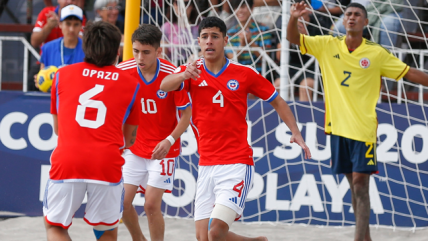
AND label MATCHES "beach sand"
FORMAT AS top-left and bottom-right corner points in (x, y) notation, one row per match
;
(1, 216), (427, 240)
